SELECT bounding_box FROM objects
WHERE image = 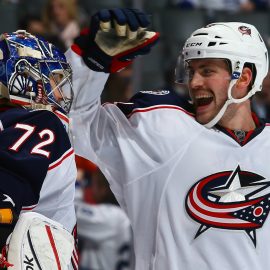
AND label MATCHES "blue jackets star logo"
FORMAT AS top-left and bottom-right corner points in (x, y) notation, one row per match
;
(185, 165), (270, 247)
